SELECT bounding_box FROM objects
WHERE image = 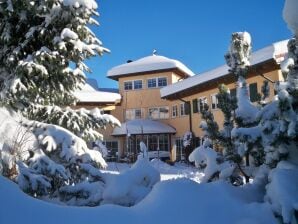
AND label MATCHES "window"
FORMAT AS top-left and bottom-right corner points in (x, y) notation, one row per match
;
(230, 88), (236, 98)
(180, 102), (190, 116)
(149, 107), (169, 119)
(134, 80), (143, 89)
(158, 134), (169, 151)
(158, 77), (167, 87)
(180, 103), (186, 116)
(102, 140), (118, 157)
(126, 134), (170, 156)
(192, 99), (198, 113)
(124, 80), (143, 90)
(159, 107), (170, 119)
(125, 109), (142, 120)
(172, 105), (178, 117)
(147, 77), (167, 88)
(211, 94), (219, 110)
(124, 81), (133, 90)
(249, 83), (260, 102)
(198, 97), (207, 113)
(149, 107), (159, 119)
(175, 138), (185, 161)
(147, 78), (157, 88)
(135, 109), (142, 119)
(148, 135), (158, 151)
